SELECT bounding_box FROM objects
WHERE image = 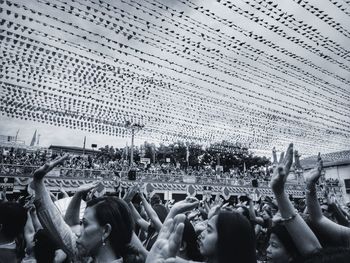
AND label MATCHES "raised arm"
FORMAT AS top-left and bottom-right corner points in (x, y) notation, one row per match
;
(59, 183), (69, 198)
(140, 191), (163, 232)
(247, 192), (264, 226)
(328, 201), (350, 227)
(130, 232), (149, 259)
(305, 154), (350, 247)
(123, 186), (150, 231)
(64, 182), (98, 227)
(271, 144), (321, 256)
(23, 209), (36, 259)
(31, 155), (77, 259)
(29, 207), (42, 232)
(128, 201), (150, 231)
